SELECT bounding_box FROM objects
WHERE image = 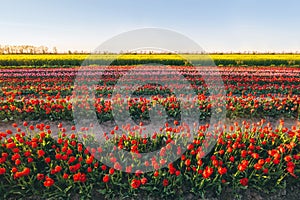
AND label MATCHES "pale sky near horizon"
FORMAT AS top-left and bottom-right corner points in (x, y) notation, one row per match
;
(1, 0), (300, 53)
